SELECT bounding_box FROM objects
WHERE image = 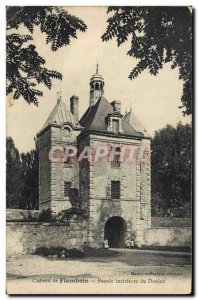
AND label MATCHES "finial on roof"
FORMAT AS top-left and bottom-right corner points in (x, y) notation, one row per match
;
(57, 89), (62, 103)
(60, 89), (62, 101)
(130, 103), (132, 112)
(96, 61), (99, 74)
(125, 106), (128, 114)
